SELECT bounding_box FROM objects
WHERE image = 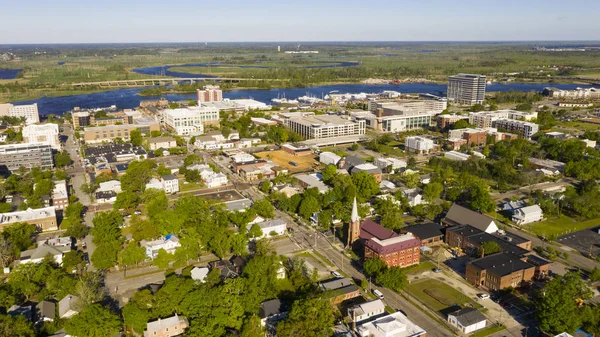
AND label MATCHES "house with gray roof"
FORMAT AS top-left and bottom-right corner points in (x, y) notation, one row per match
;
(447, 307), (487, 334)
